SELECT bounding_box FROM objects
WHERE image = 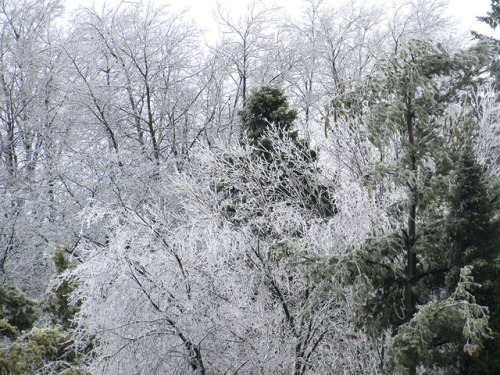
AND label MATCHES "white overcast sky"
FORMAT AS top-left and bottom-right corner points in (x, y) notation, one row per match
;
(63, 0), (496, 39)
